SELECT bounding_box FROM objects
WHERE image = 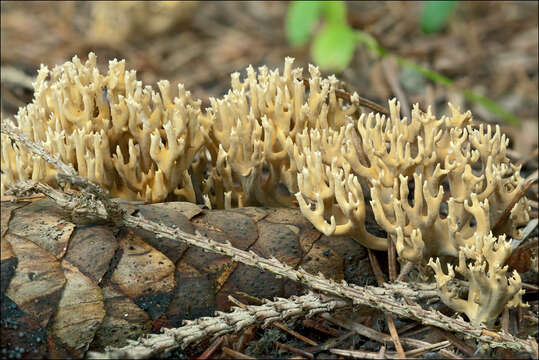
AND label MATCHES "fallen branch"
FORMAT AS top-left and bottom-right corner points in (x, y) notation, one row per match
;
(86, 292), (348, 359)
(2, 121), (537, 357)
